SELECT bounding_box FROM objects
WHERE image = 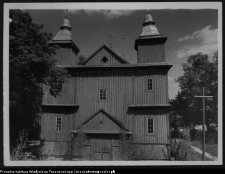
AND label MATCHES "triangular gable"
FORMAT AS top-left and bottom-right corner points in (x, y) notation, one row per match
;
(82, 44), (129, 65)
(75, 109), (130, 133)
